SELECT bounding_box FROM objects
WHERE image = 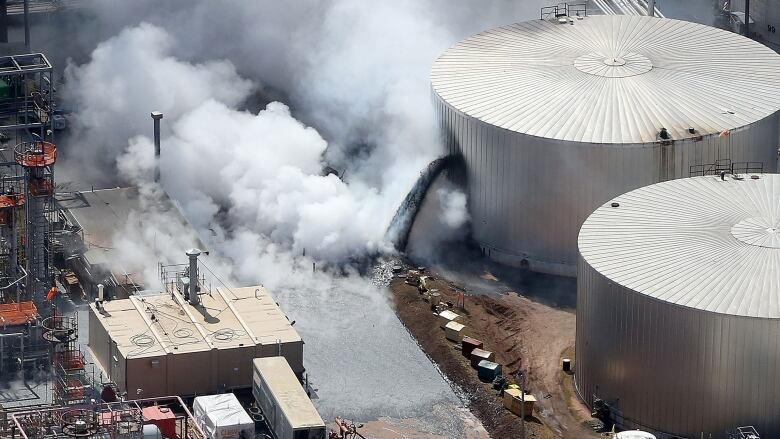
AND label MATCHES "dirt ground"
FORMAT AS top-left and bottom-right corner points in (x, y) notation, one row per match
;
(387, 266), (601, 439)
